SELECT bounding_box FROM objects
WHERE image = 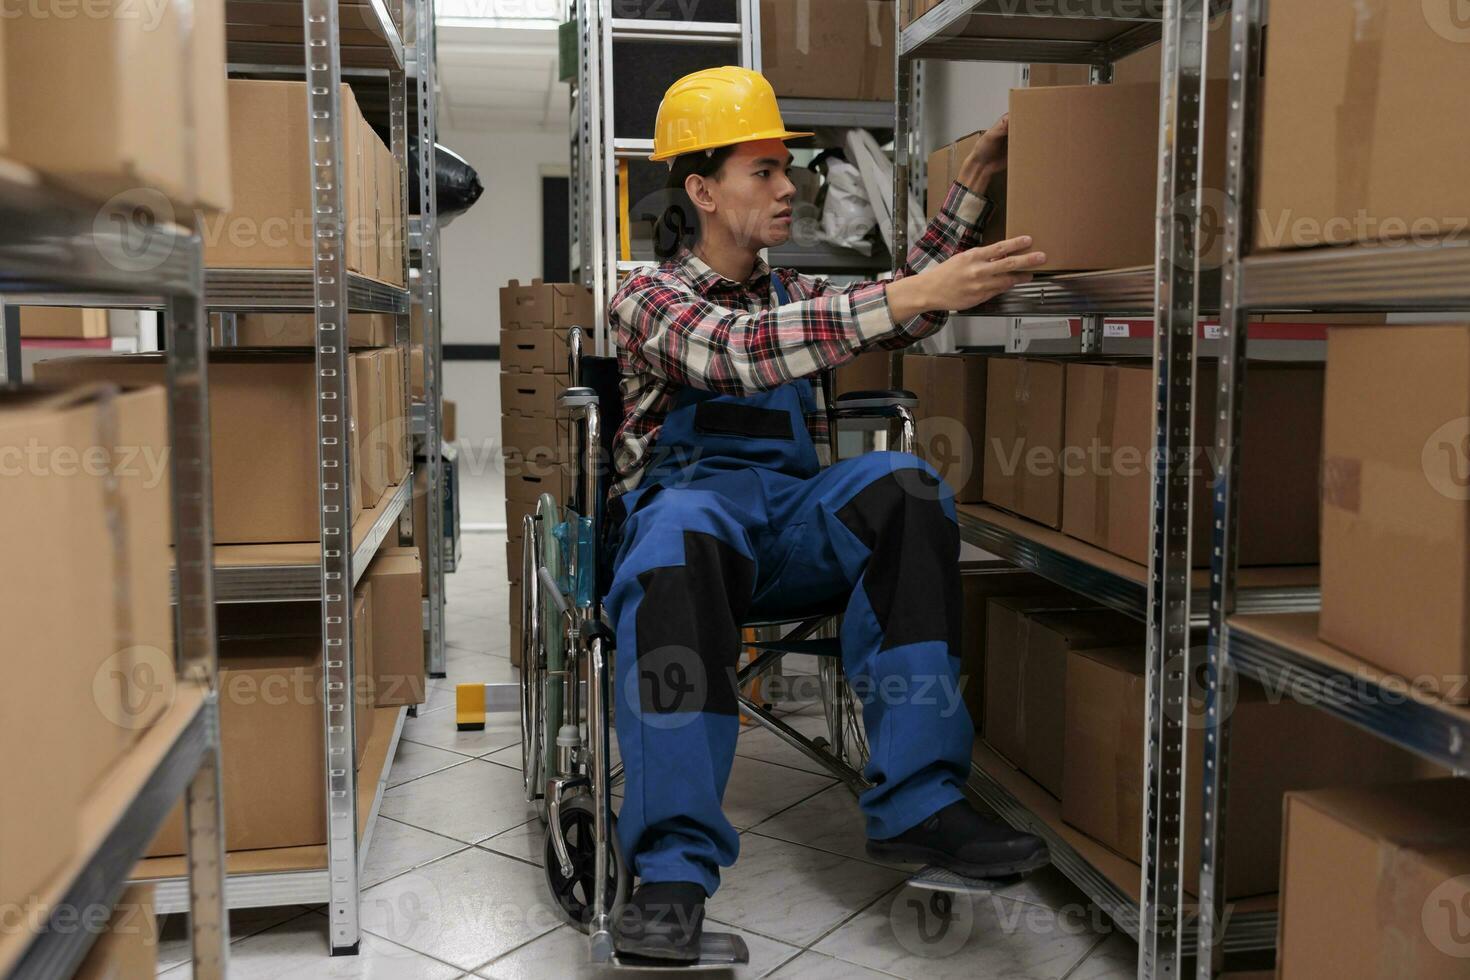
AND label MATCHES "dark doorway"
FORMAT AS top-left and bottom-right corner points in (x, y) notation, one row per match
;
(542, 175), (570, 281)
